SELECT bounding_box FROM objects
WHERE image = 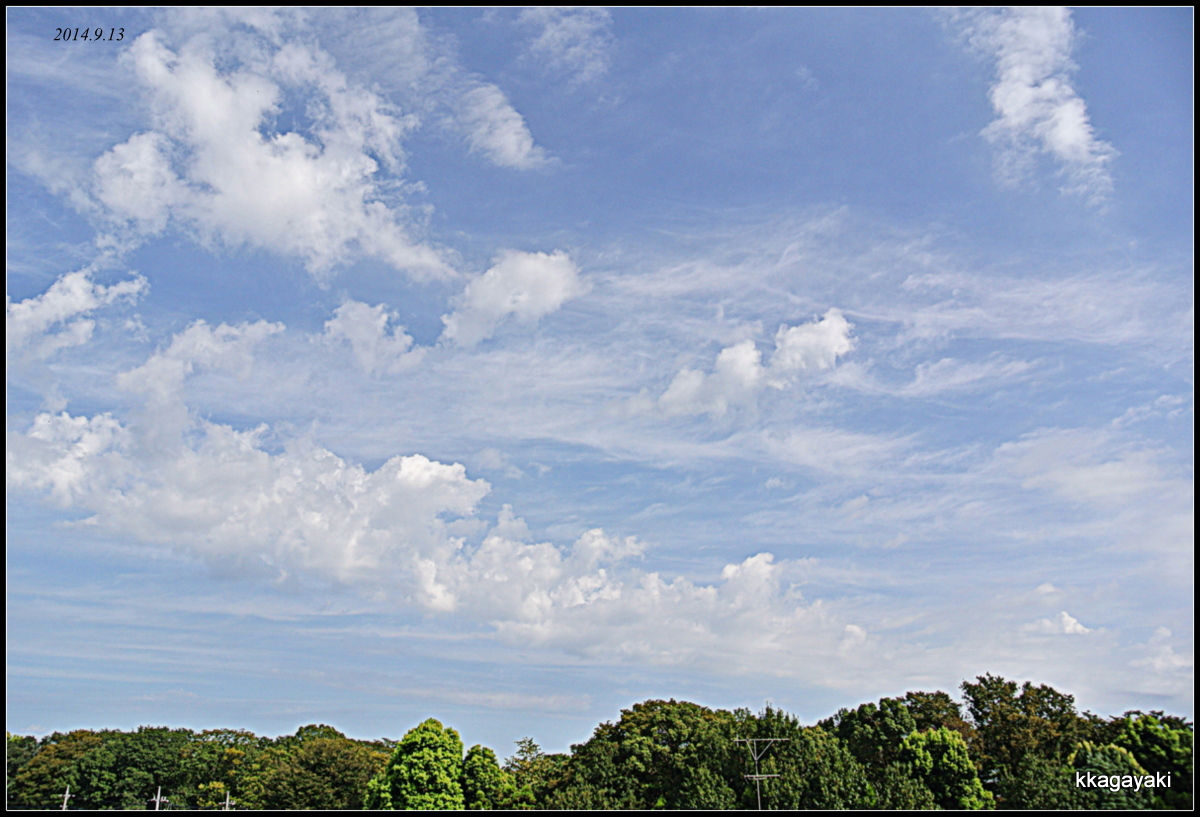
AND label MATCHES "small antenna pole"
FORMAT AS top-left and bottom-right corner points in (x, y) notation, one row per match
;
(150, 786), (170, 811)
(734, 737), (789, 810)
